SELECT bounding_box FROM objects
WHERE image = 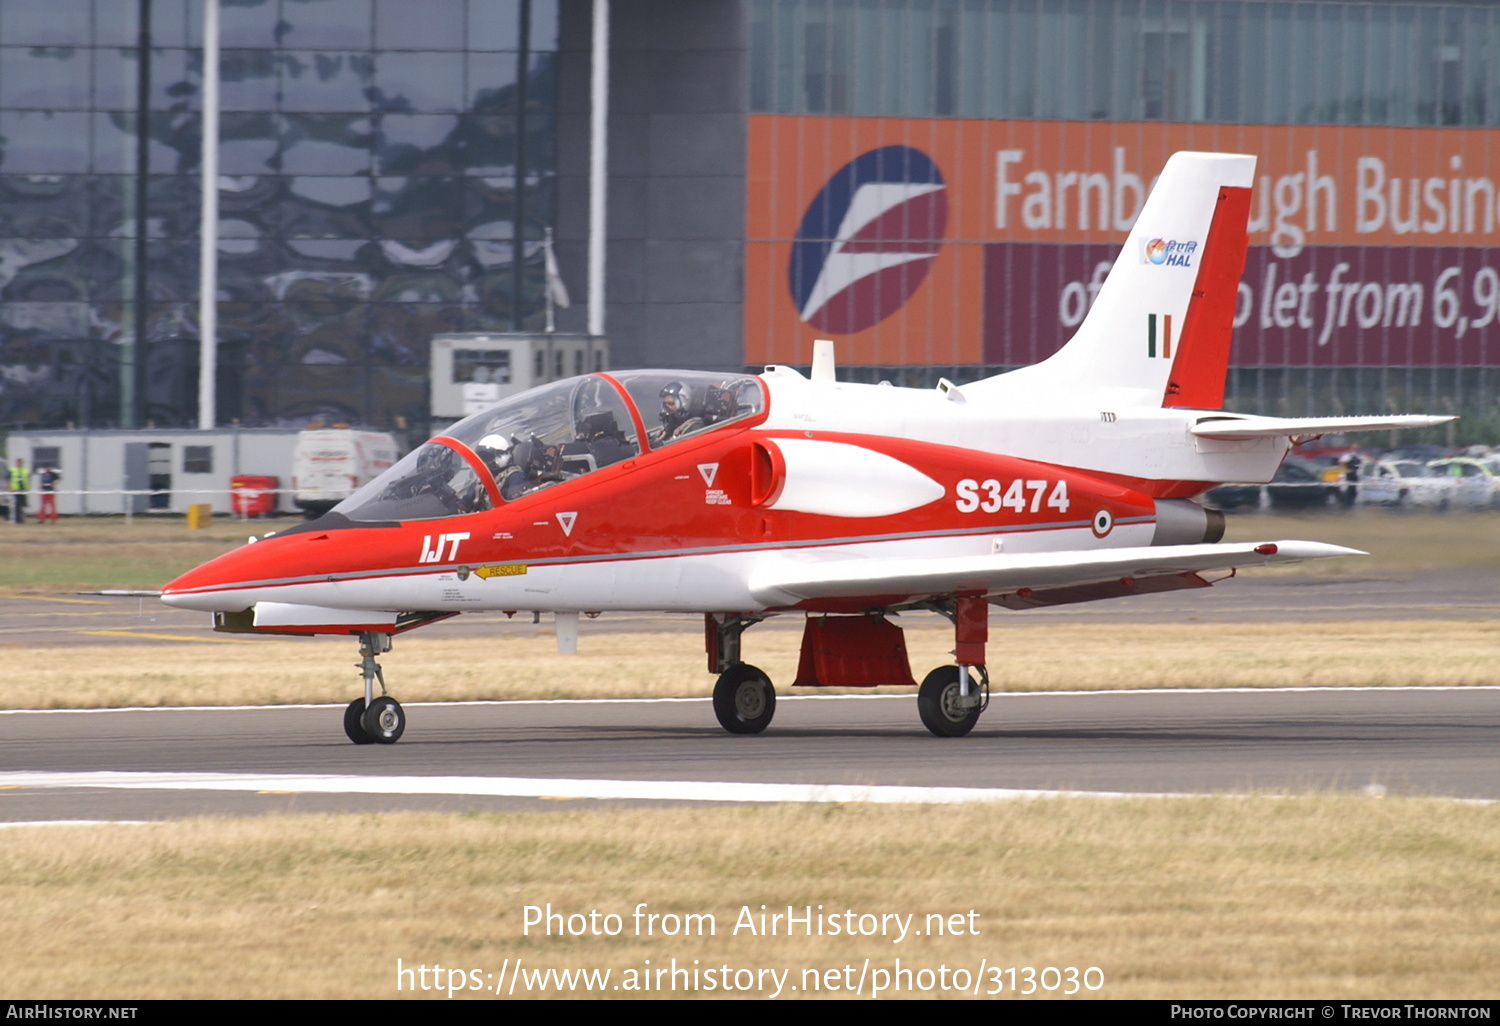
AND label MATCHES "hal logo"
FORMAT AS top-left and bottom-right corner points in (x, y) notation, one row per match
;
(789, 145), (948, 334)
(1142, 238), (1199, 267)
